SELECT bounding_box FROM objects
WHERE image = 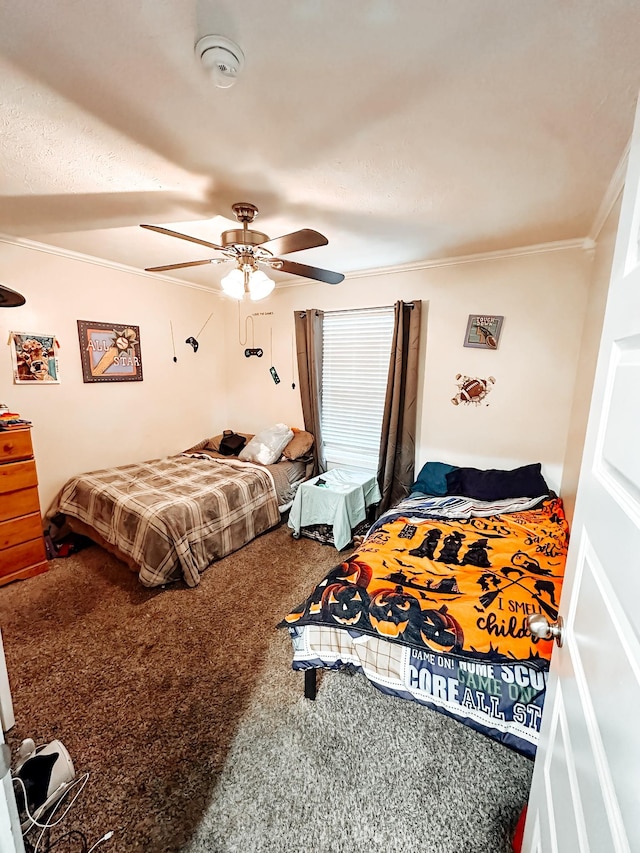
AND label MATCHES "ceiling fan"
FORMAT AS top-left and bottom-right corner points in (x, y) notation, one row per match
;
(140, 203), (344, 300)
(0, 284), (26, 307)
